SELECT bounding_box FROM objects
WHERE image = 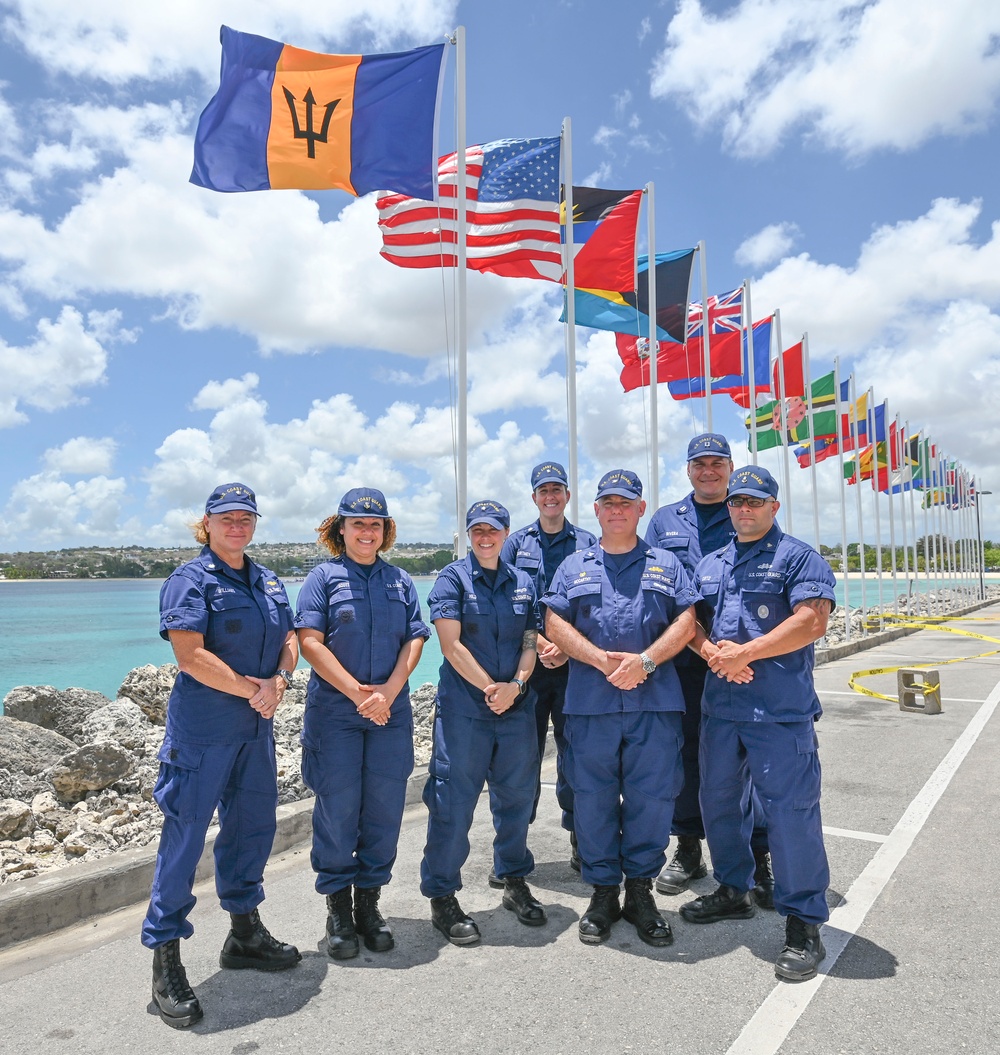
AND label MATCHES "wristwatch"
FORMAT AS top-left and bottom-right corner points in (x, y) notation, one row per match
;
(511, 678), (528, 697)
(277, 669), (294, 688)
(640, 652), (656, 675)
